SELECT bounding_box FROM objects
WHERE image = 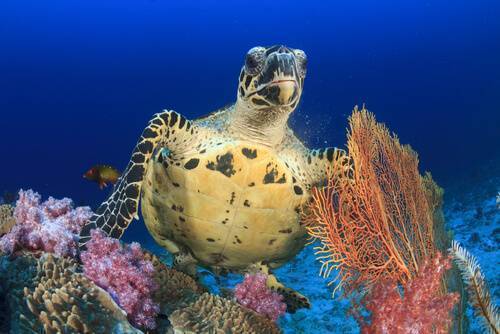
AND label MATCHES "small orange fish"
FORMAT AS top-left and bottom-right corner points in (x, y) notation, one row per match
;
(83, 165), (120, 190)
